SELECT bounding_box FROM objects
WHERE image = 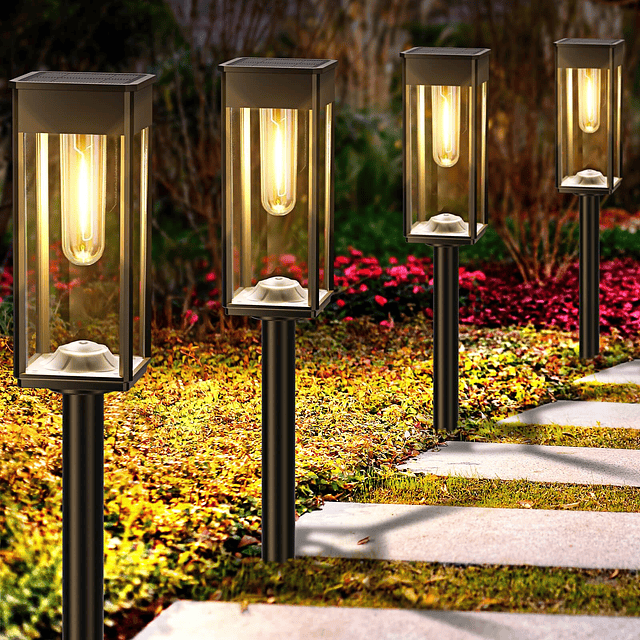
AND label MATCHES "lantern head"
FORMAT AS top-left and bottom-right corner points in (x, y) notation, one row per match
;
(220, 58), (337, 318)
(555, 38), (624, 195)
(11, 71), (155, 392)
(401, 47), (490, 246)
